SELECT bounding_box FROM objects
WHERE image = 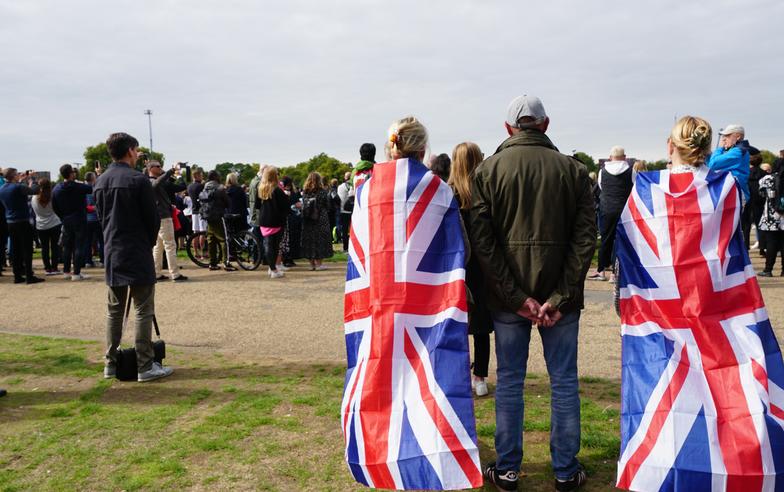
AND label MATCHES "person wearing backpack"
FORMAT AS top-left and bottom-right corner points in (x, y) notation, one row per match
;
(757, 157), (784, 277)
(337, 171), (354, 252)
(199, 170), (234, 272)
(300, 172), (334, 270)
